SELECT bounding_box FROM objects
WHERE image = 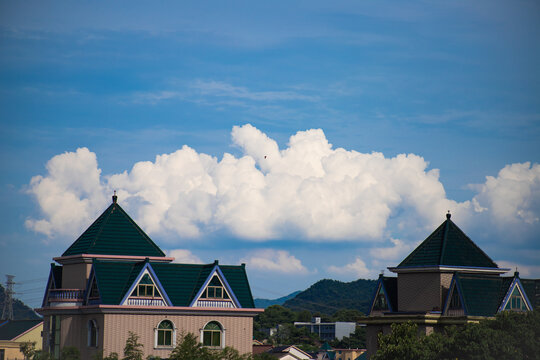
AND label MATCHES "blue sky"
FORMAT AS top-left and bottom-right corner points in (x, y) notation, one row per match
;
(1, 0), (539, 308)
